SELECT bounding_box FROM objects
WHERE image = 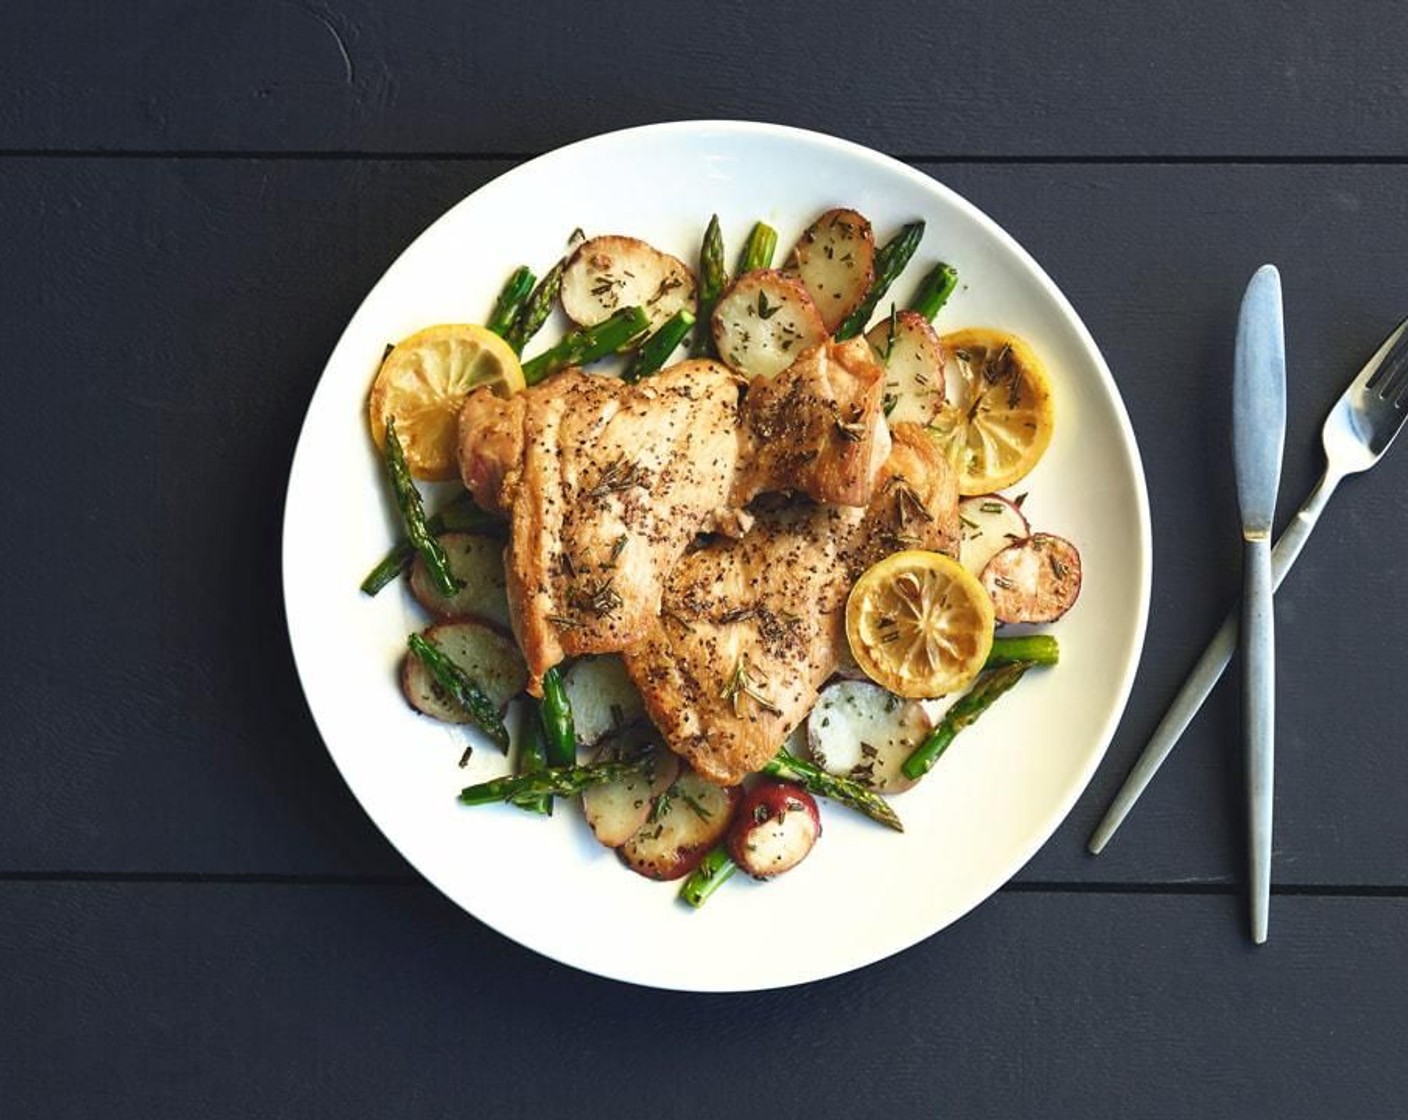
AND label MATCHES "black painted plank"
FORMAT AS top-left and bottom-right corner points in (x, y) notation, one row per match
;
(3, 1), (1408, 157)
(3, 158), (1408, 886)
(0, 159), (506, 878)
(0, 883), (1403, 1119)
